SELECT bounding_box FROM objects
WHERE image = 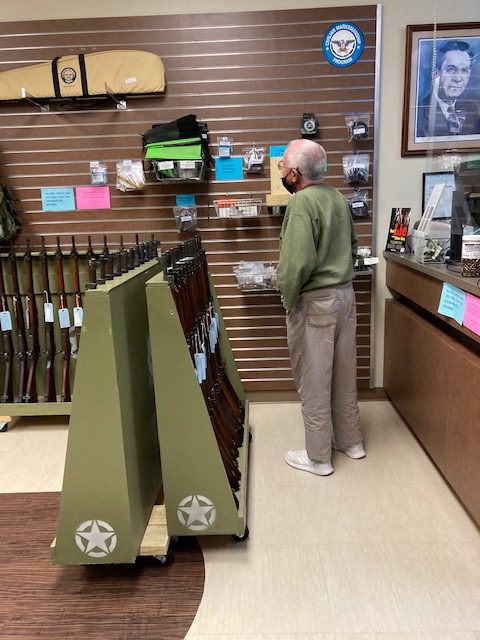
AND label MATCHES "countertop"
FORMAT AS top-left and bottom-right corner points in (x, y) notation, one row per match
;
(383, 251), (480, 296)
